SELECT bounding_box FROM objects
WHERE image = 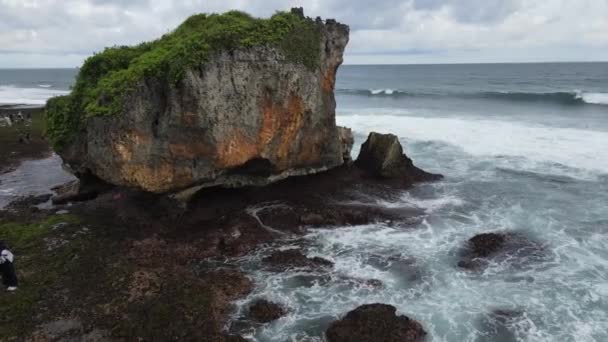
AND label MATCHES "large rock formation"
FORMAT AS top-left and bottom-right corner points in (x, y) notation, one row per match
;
(46, 8), (350, 195)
